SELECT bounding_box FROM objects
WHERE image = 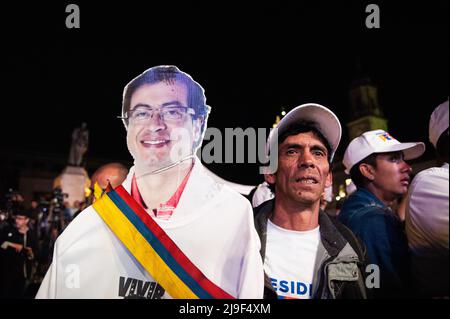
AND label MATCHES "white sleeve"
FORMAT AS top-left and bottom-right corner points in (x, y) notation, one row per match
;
(406, 169), (449, 251)
(237, 247), (264, 299)
(35, 243), (59, 299)
(236, 204), (264, 299)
